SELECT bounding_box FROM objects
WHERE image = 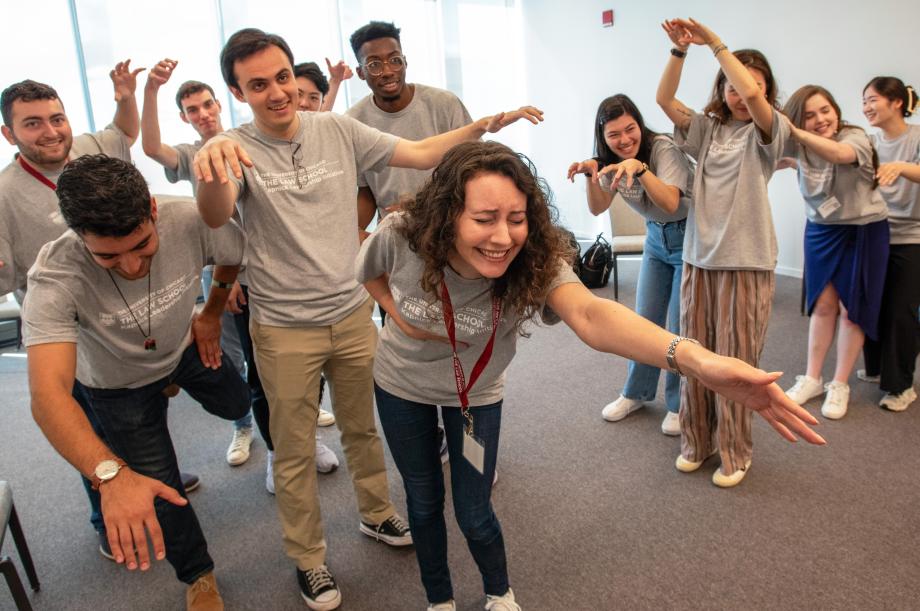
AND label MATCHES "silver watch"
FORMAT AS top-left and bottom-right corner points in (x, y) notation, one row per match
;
(91, 458), (125, 490)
